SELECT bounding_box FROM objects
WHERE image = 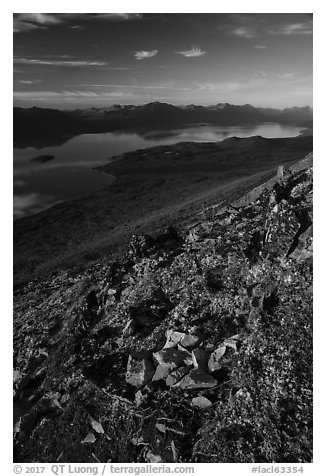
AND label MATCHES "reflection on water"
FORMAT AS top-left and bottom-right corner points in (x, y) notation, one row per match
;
(13, 123), (302, 219)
